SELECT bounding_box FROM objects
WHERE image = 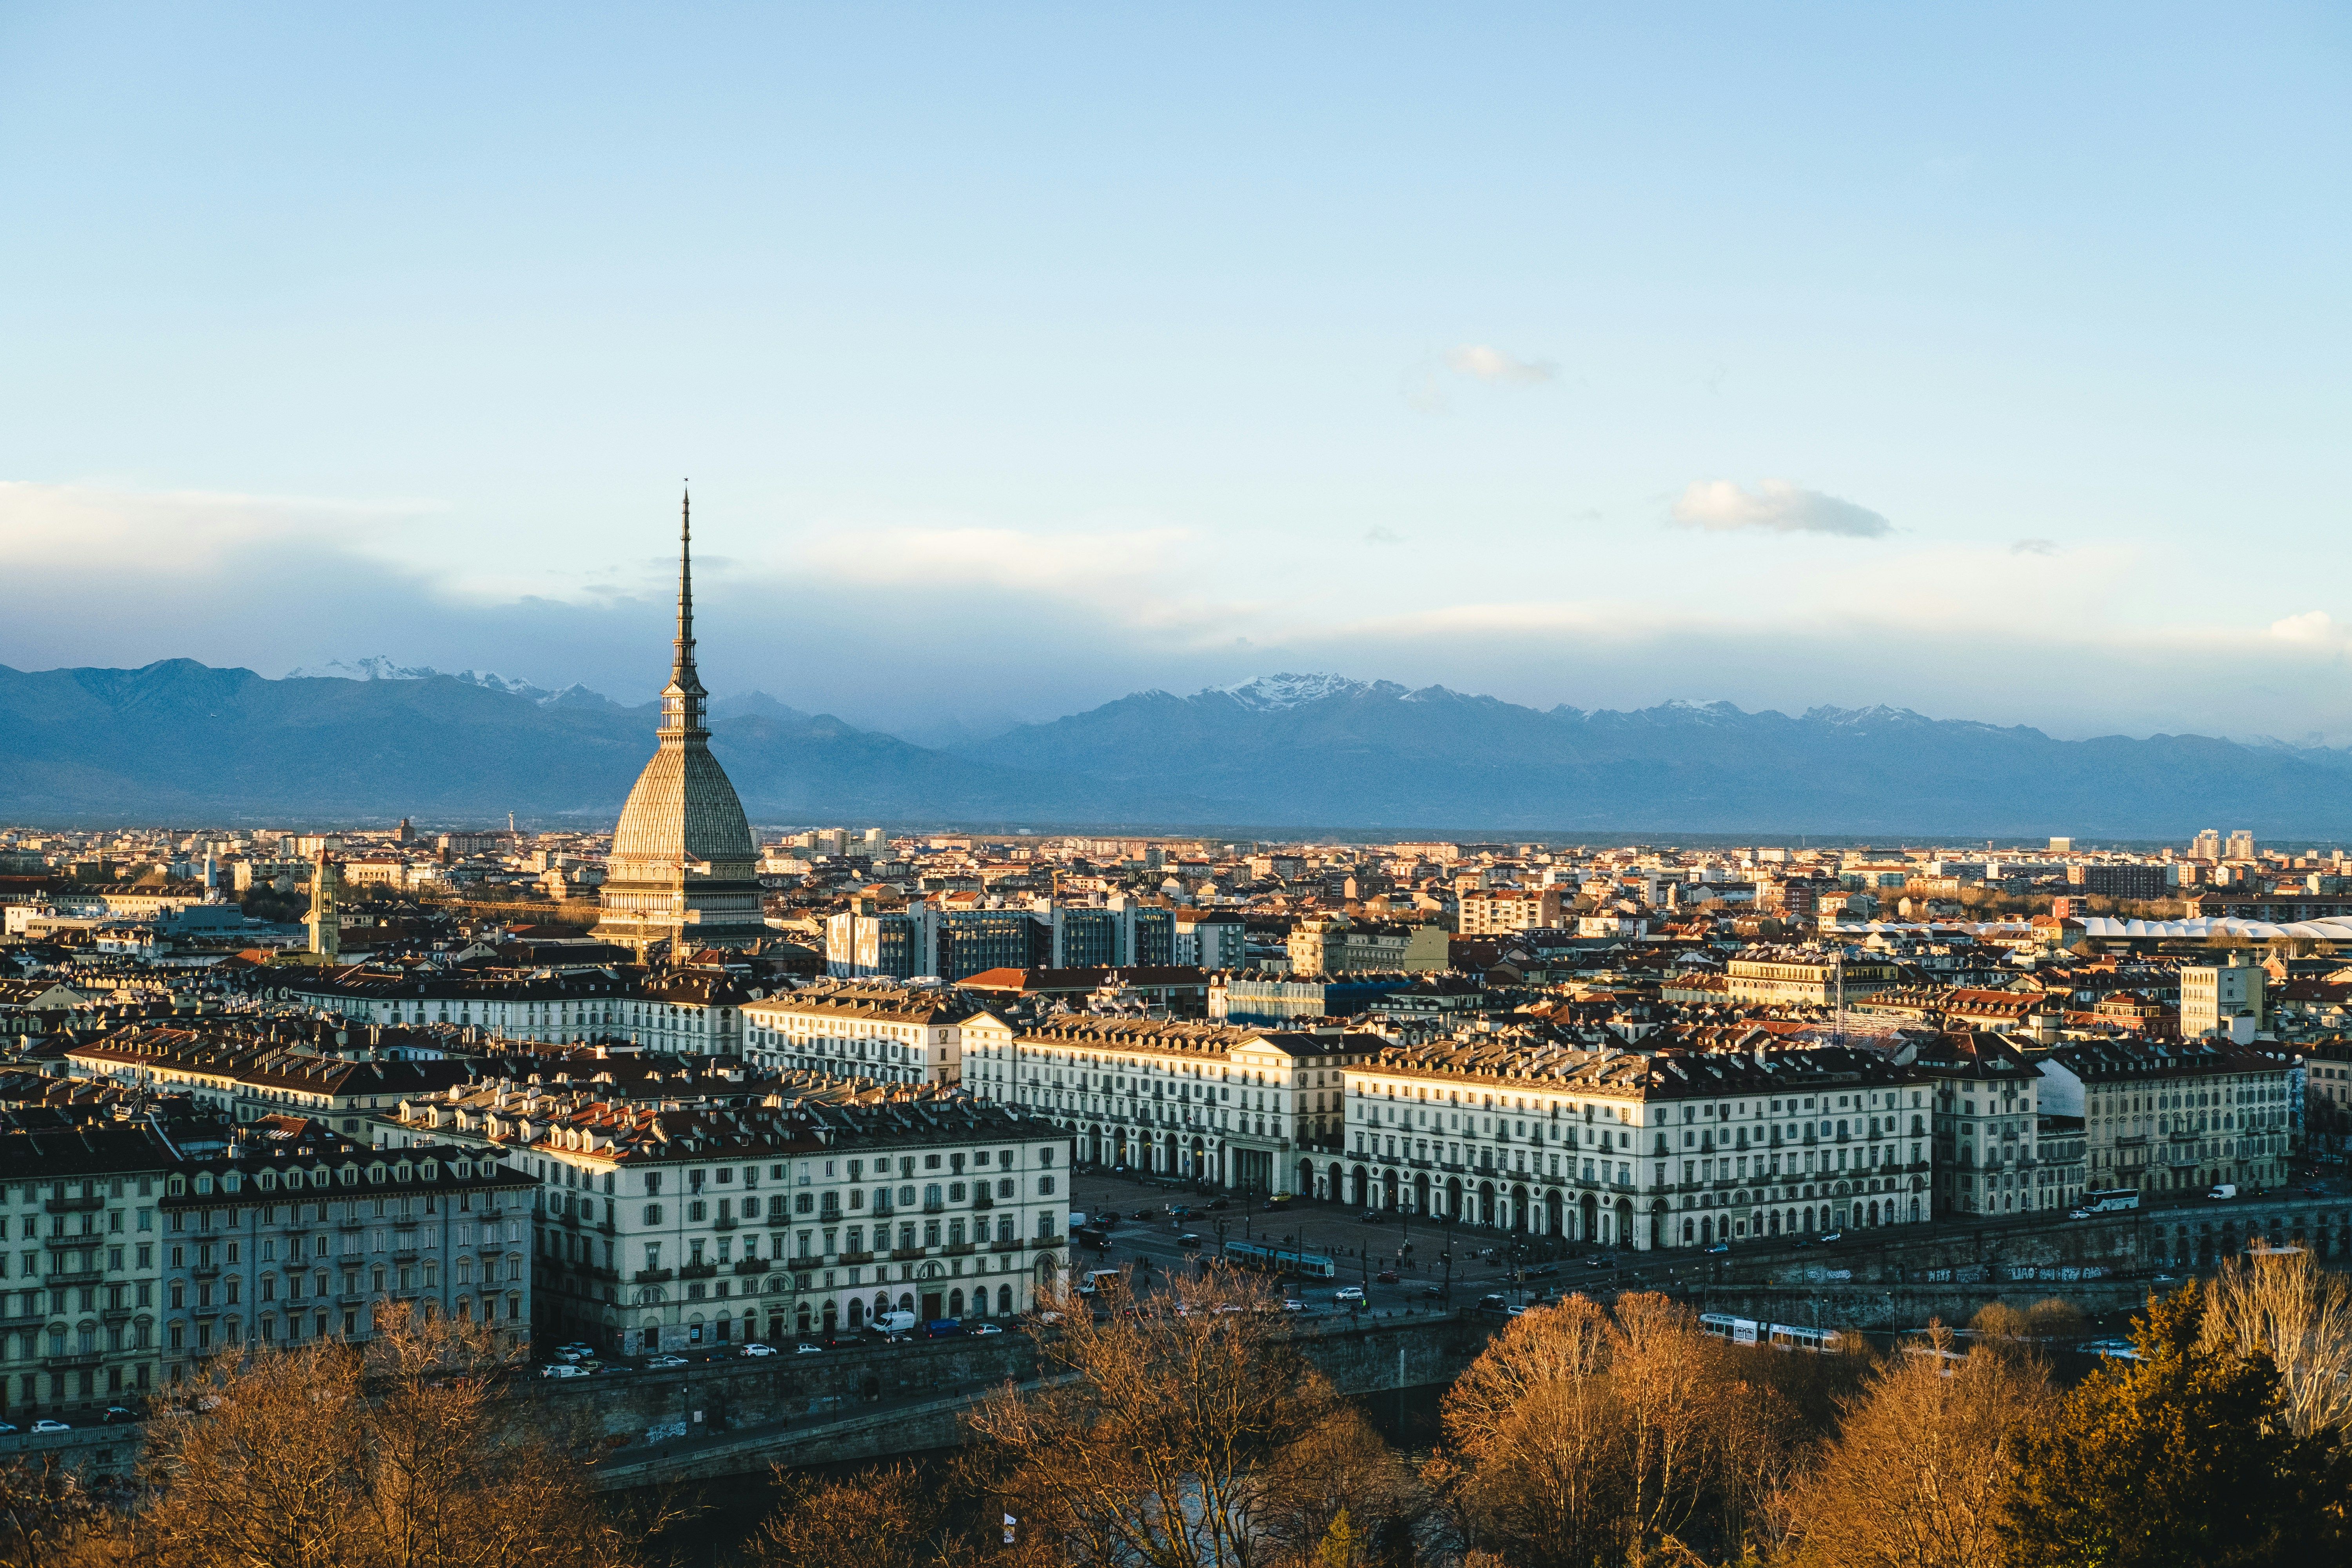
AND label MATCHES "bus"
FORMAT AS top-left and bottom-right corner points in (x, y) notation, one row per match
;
(1701, 1314), (1842, 1354)
(1220, 1238), (1338, 1279)
(2074, 1188), (2140, 1216)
